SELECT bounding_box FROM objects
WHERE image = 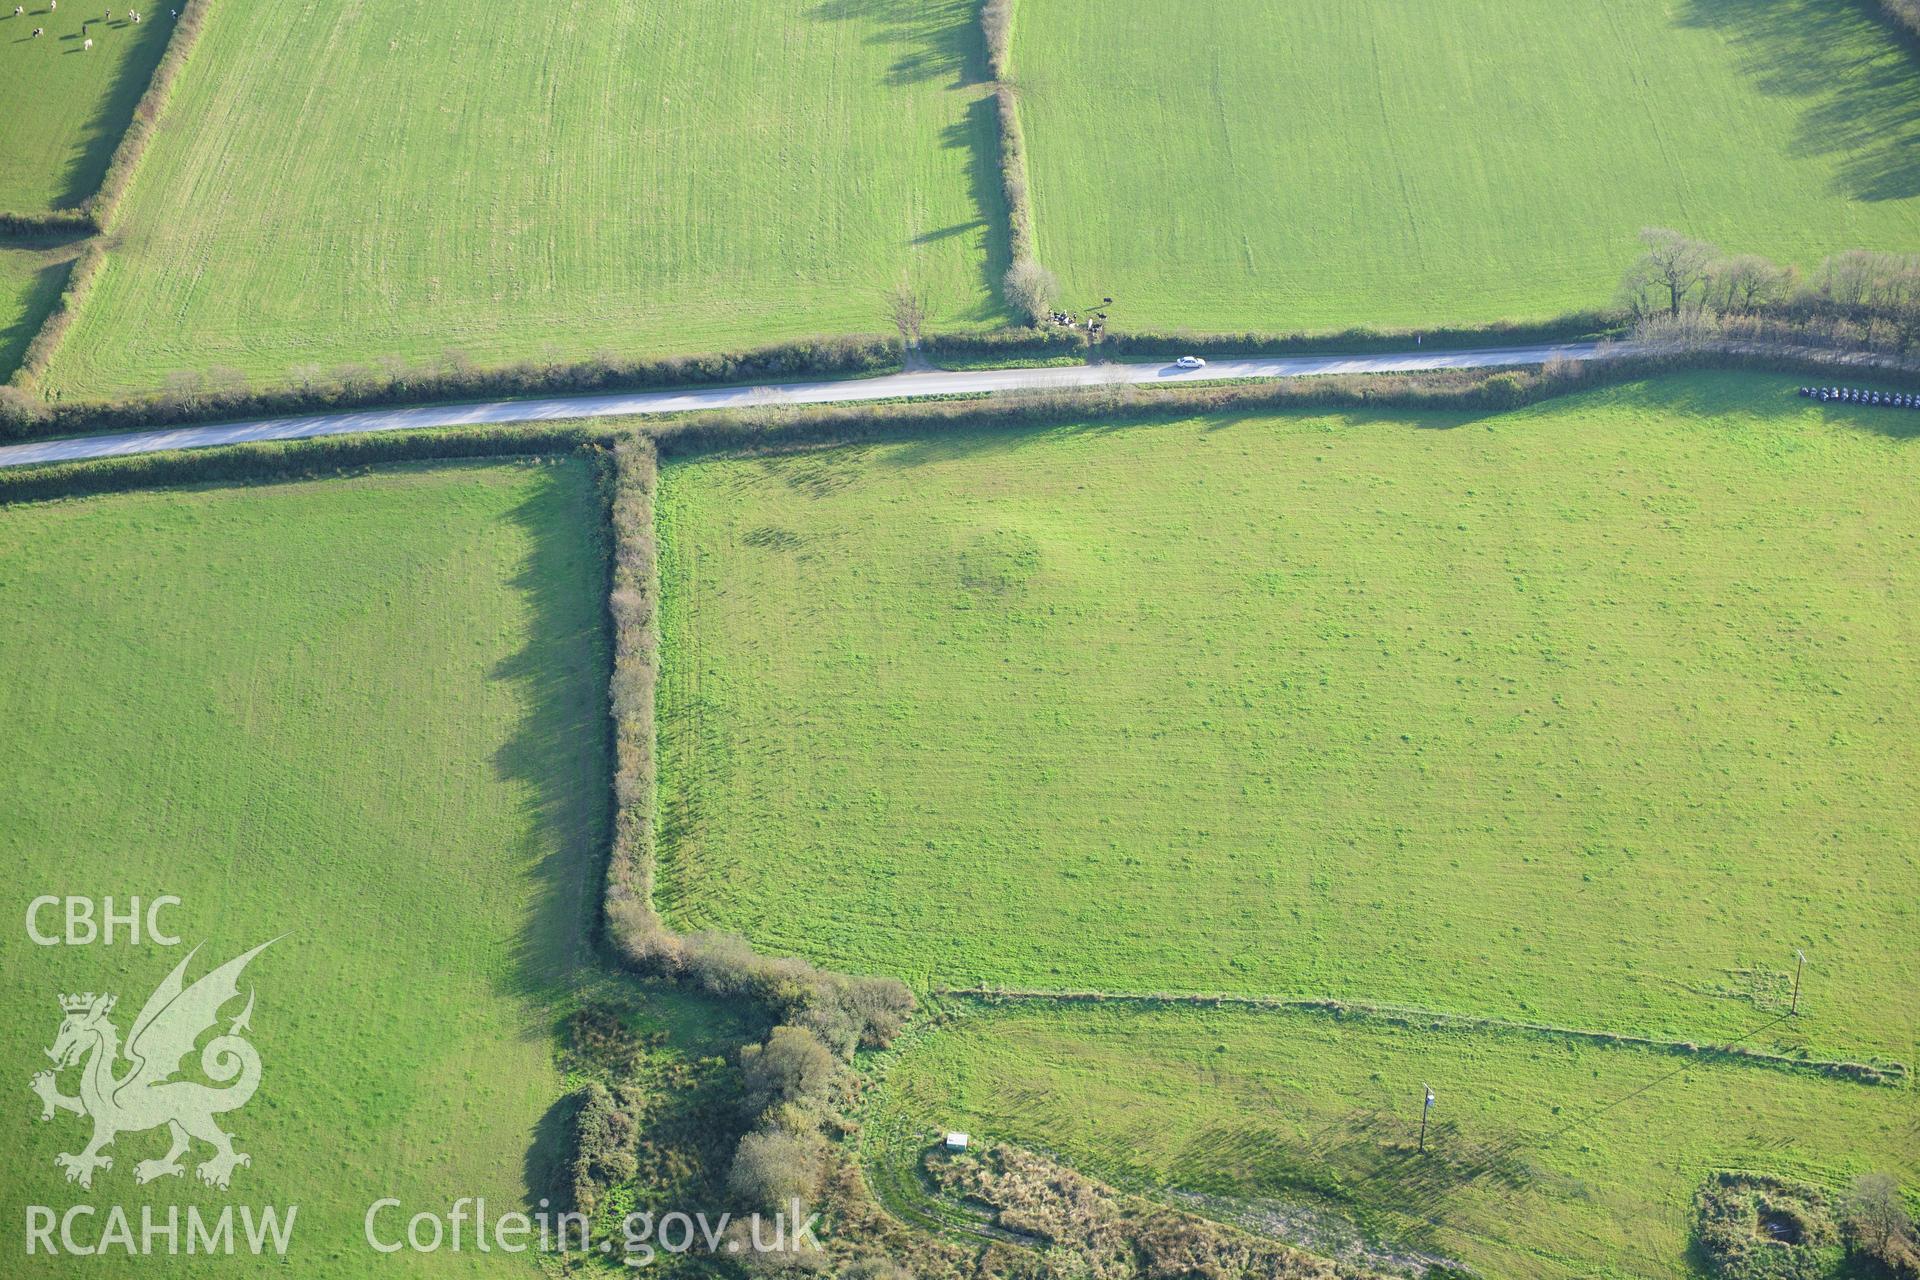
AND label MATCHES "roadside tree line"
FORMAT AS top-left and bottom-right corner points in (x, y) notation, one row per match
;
(1624, 227), (1920, 354)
